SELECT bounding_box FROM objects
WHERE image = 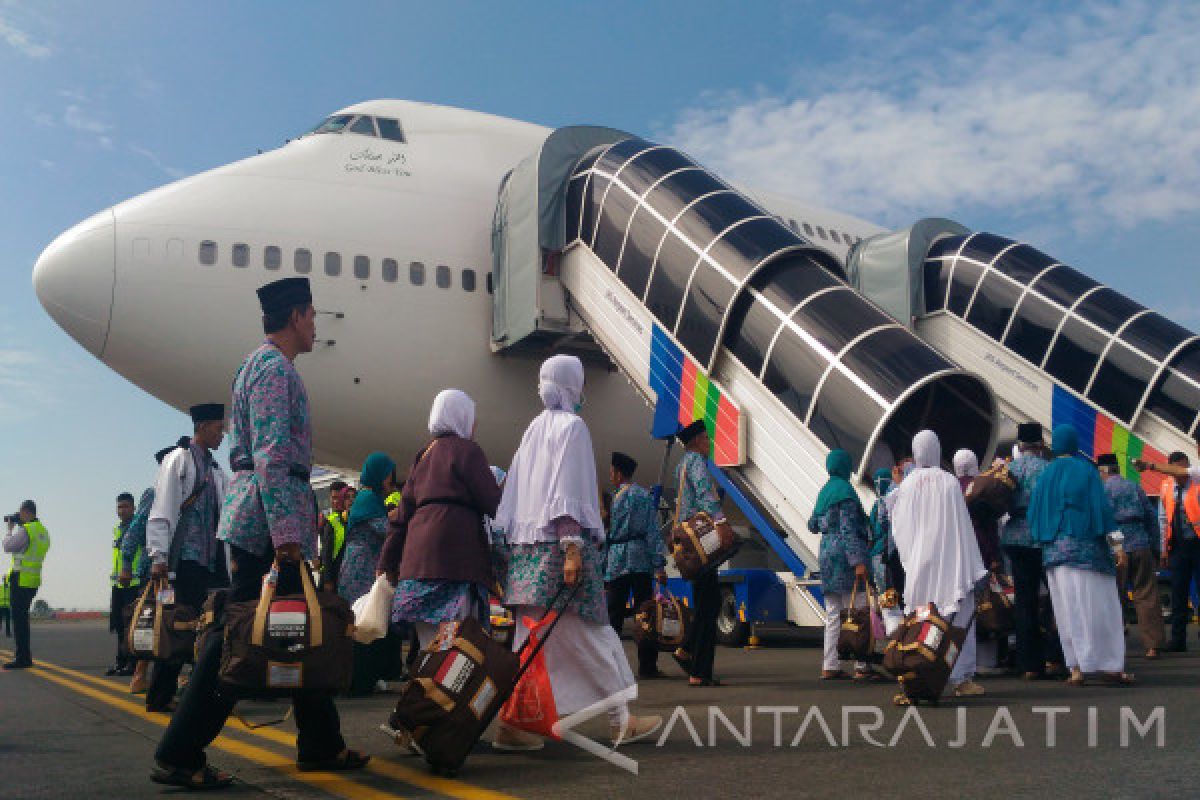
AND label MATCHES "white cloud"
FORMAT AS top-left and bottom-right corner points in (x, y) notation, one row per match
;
(129, 144), (186, 179)
(0, 13), (50, 59)
(659, 1), (1200, 233)
(62, 103), (114, 149)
